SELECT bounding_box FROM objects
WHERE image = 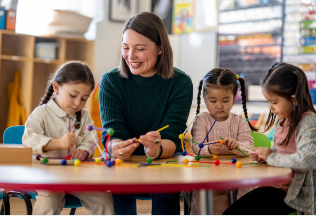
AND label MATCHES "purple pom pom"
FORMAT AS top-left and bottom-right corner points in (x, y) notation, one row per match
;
(87, 125), (93, 131)
(36, 155), (41, 160)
